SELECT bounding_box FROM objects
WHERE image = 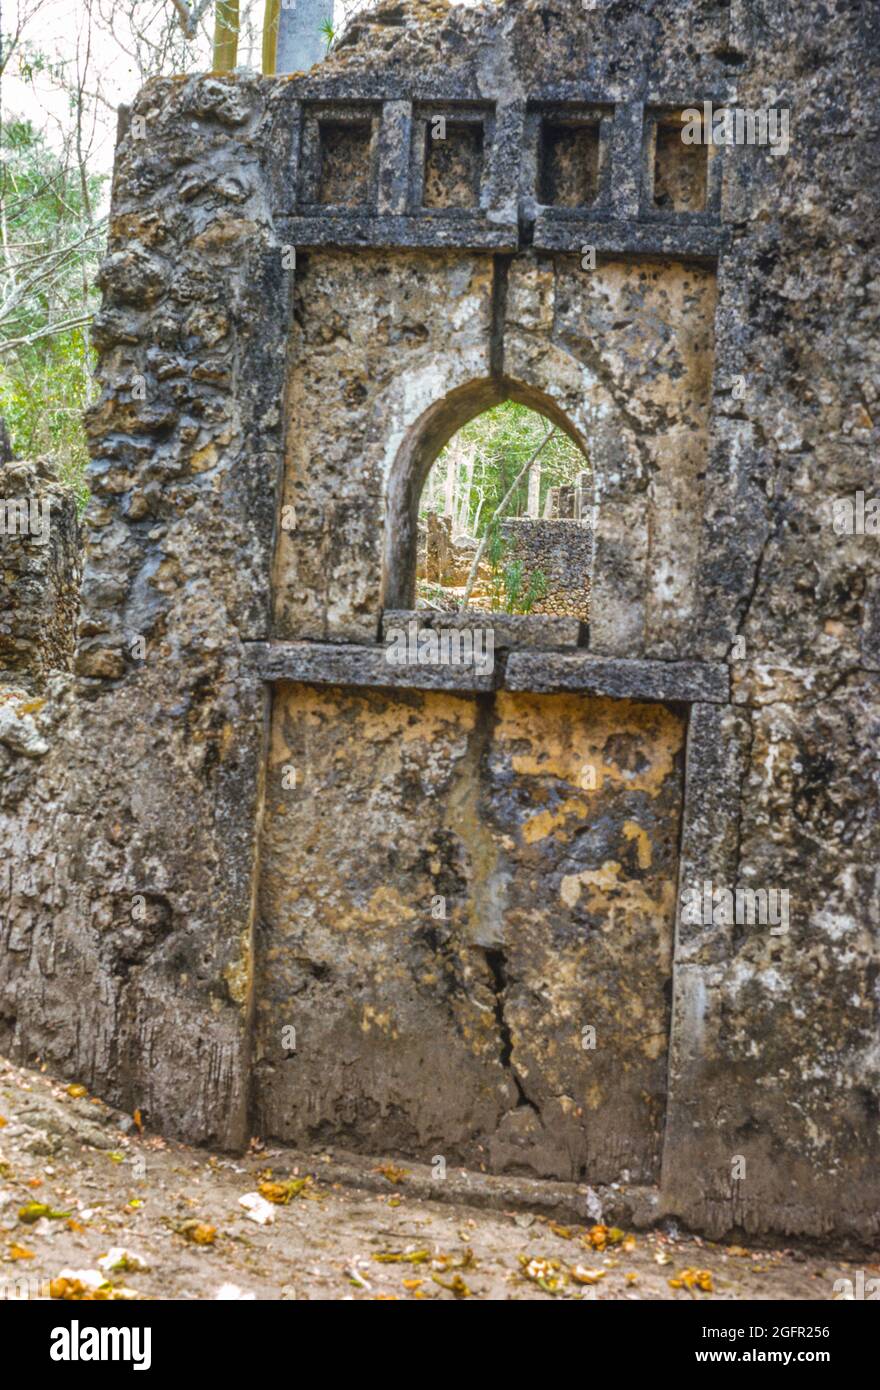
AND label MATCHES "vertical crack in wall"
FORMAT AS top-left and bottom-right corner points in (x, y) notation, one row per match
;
(443, 692), (539, 1118)
(483, 947), (539, 1115)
